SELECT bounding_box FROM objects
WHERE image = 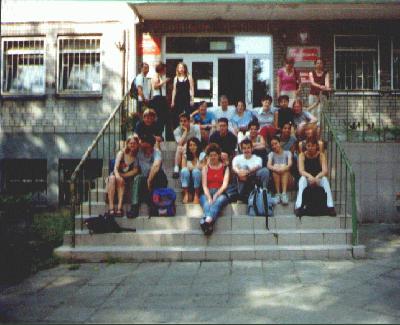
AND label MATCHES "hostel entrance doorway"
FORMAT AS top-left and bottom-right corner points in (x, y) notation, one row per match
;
(164, 36), (273, 108)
